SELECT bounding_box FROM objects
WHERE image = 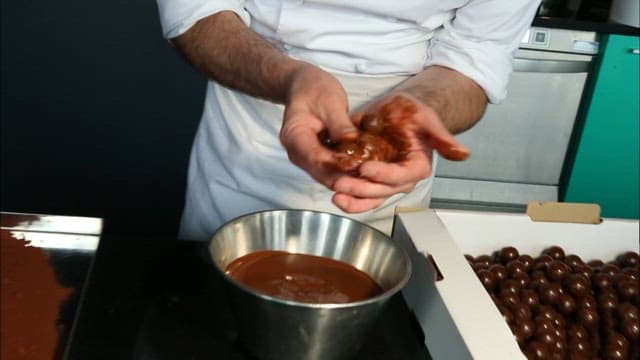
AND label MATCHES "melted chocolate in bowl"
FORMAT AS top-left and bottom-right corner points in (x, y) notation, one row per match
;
(225, 250), (383, 303)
